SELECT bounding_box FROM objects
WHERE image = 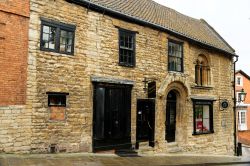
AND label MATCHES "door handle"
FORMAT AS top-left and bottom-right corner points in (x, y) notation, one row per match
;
(147, 121), (152, 130)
